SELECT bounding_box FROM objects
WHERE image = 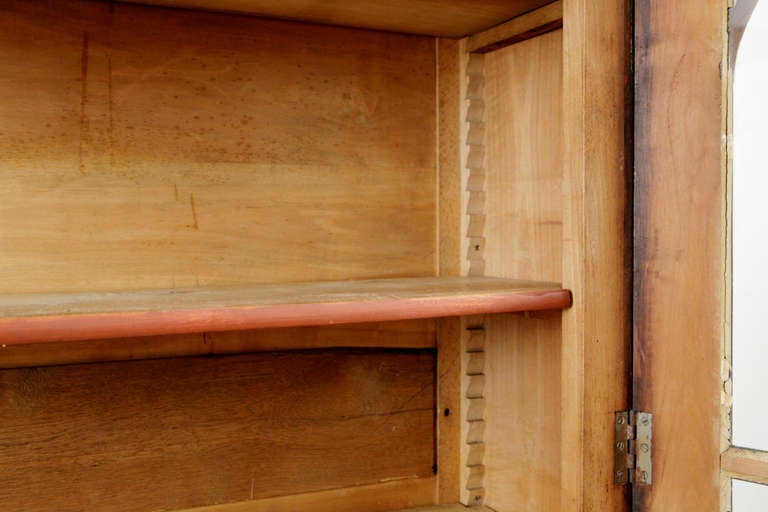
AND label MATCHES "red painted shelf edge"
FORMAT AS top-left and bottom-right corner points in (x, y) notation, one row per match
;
(0, 289), (571, 346)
